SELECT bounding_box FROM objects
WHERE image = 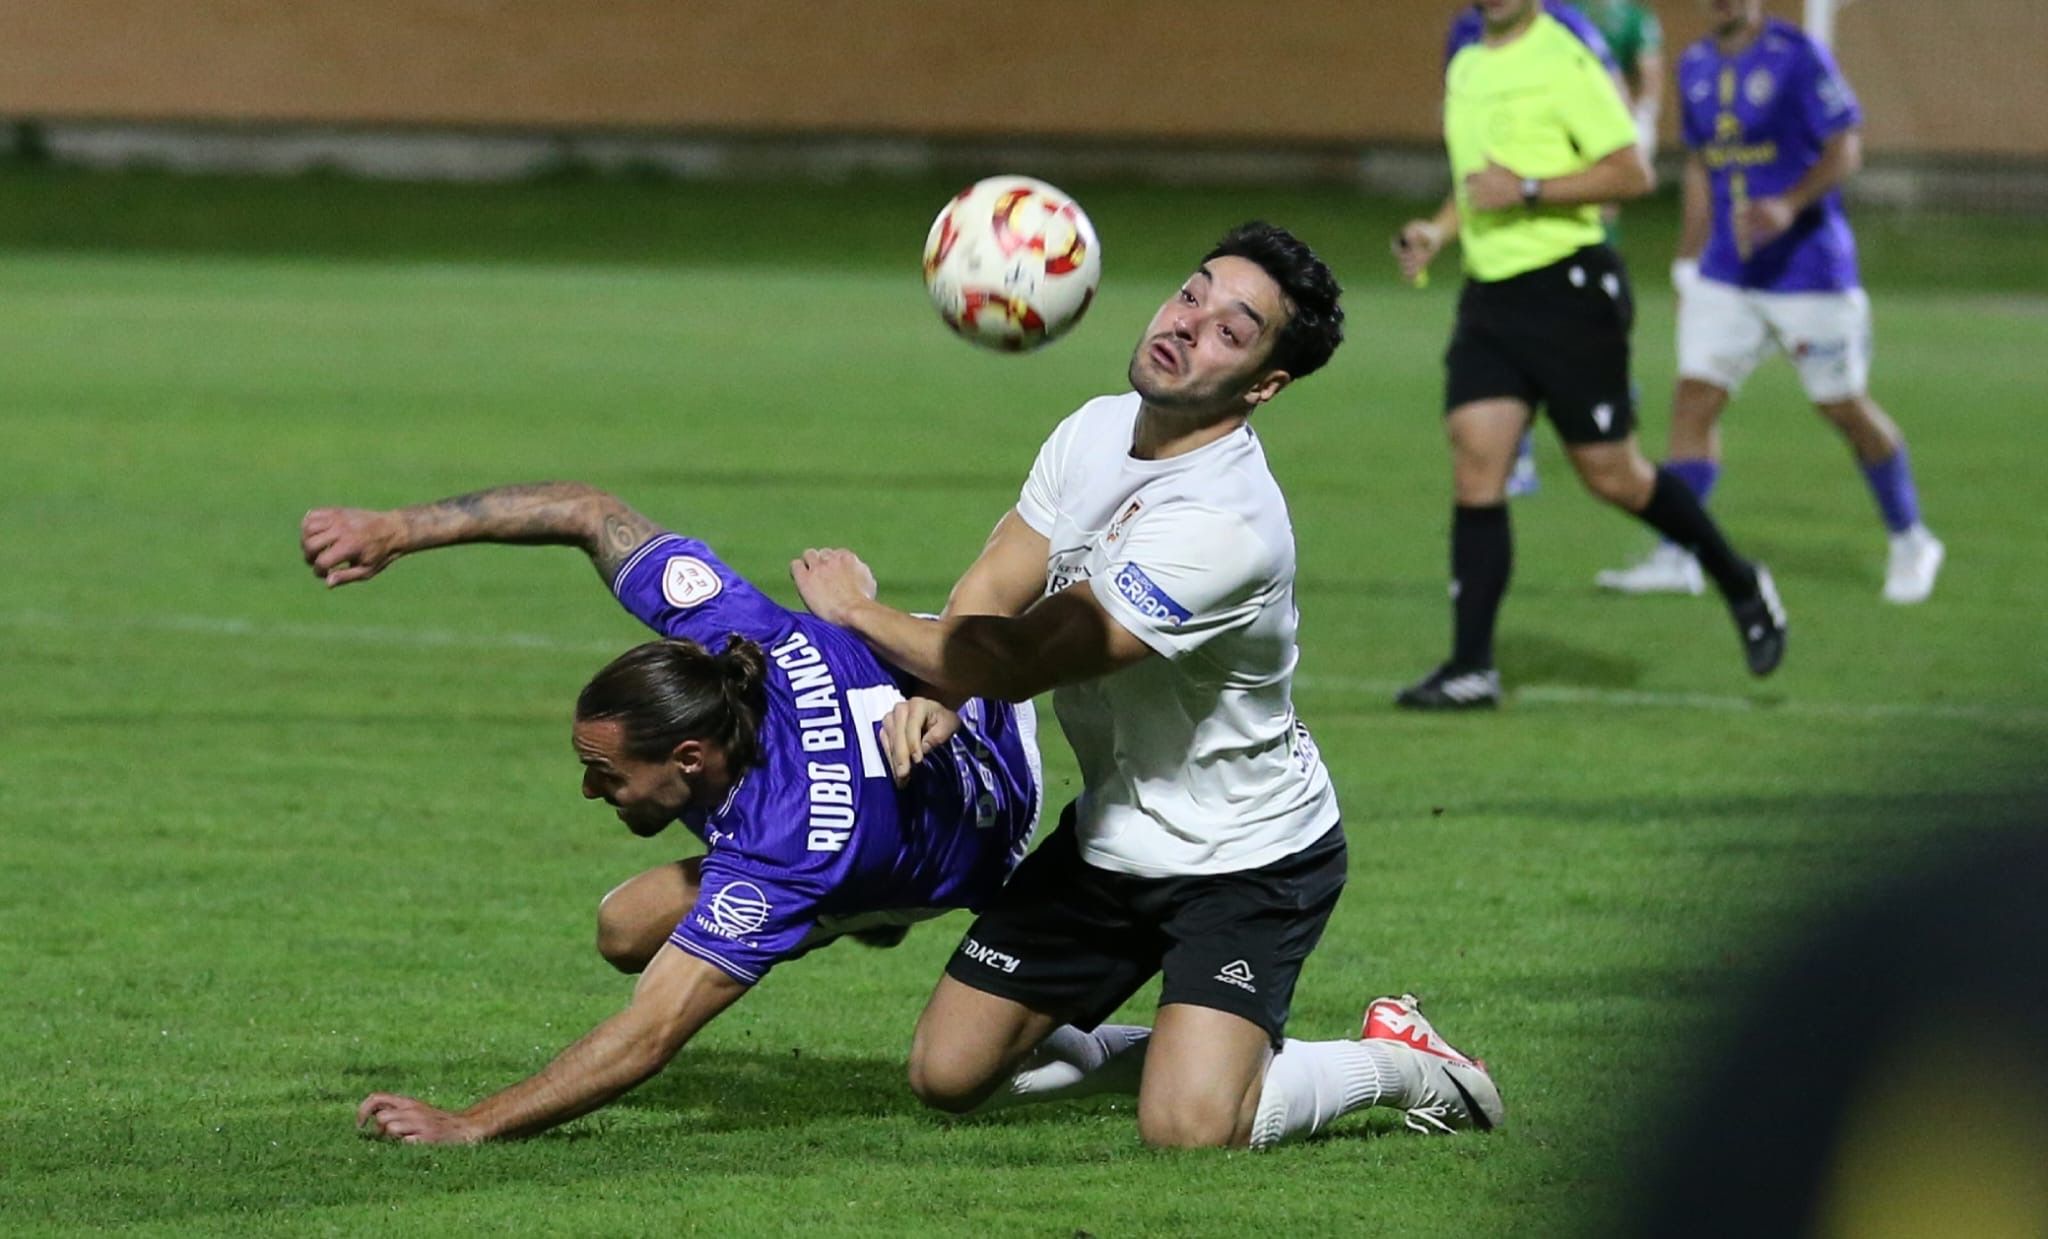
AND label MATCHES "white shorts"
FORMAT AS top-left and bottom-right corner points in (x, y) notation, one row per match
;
(1676, 277), (1872, 403)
